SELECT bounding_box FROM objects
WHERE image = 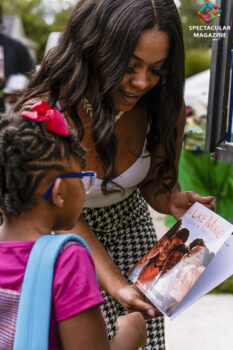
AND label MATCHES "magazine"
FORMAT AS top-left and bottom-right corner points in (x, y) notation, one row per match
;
(128, 202), (233, 319)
